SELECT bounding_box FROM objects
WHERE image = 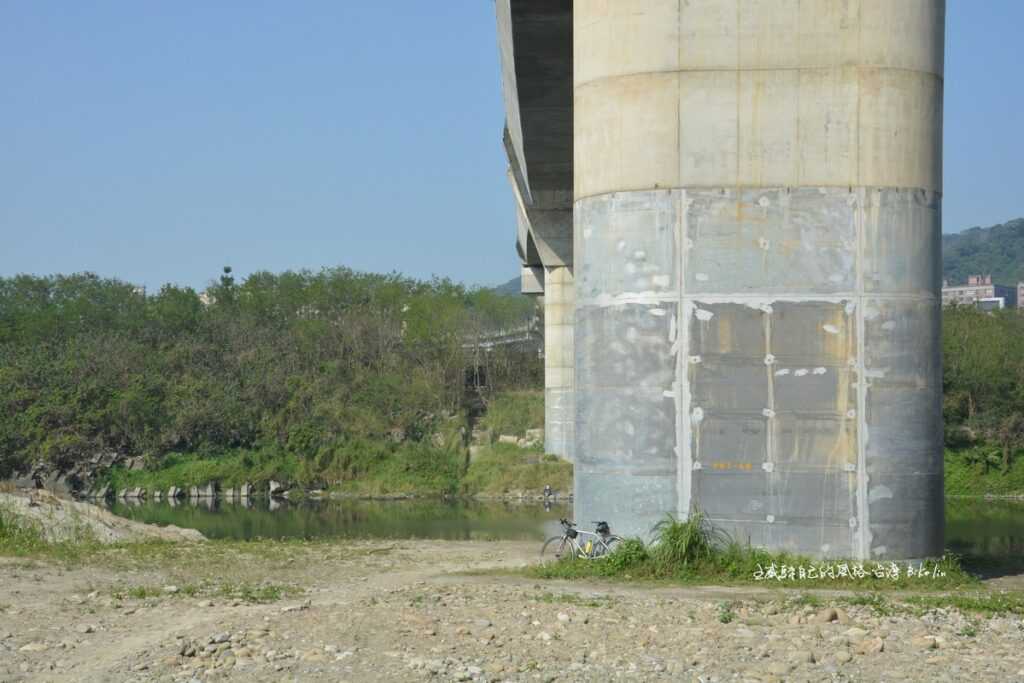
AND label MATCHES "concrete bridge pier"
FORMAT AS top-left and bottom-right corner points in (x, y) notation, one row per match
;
(571, 1), (945, 559)
(544, 265), (574, 461)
